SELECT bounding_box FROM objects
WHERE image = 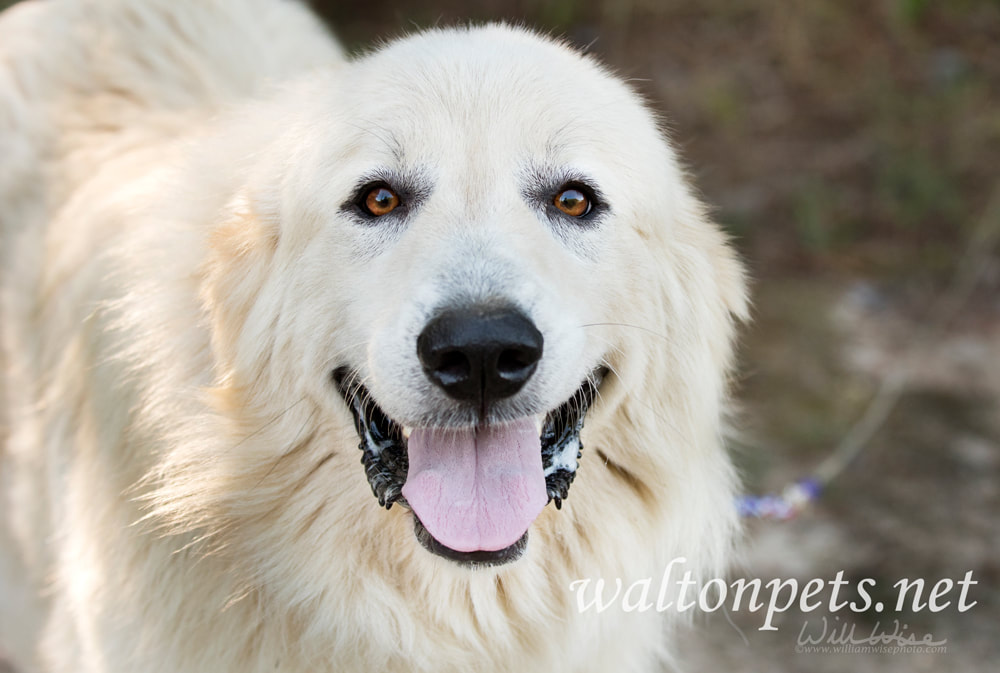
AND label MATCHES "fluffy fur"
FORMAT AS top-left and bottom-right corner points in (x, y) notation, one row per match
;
(0, 1), (747, 671)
